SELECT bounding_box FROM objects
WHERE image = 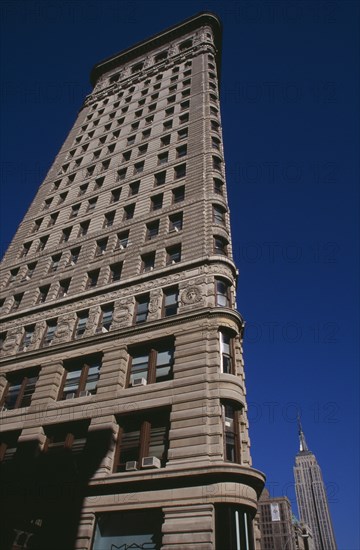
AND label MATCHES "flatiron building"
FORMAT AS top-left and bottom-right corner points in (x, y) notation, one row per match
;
(0, 12), (265, 550)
